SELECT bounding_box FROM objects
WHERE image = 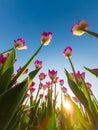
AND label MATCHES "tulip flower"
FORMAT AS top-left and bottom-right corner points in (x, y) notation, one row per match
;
(59, 79), (64, 86)
(63, 46), (72, 59)
(70, 71), (85, 84)
(39, 72), (47, 80)
(44, 95), (48, 100)
(34, 60), (42, 69)
(30, 81), (35, 87)
(41, 32), (52, 45)
(48, 69), (58, 80)
(14, 38), (27, 50)
(46, 81), (52, 88)
(29, 87), (36, 93)
(39, 94), (43, 99)
(71, 20), (98, 38)
(92, 68), (98, 72)
(86, 82), (92, 89)
(61, 86), (67, 93)
(71, 20), (88, 36)
(42, 84), (47, 90)
(0, 54), (6, 67)
(17, 66), (22, 73)
(72, 96), (79, 103)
